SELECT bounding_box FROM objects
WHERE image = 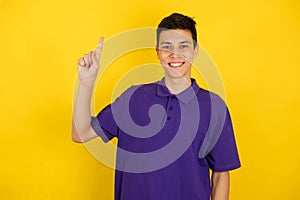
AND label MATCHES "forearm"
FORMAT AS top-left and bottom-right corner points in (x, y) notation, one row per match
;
(211, 171), (230, 200)
(72, 84), (94, 140)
